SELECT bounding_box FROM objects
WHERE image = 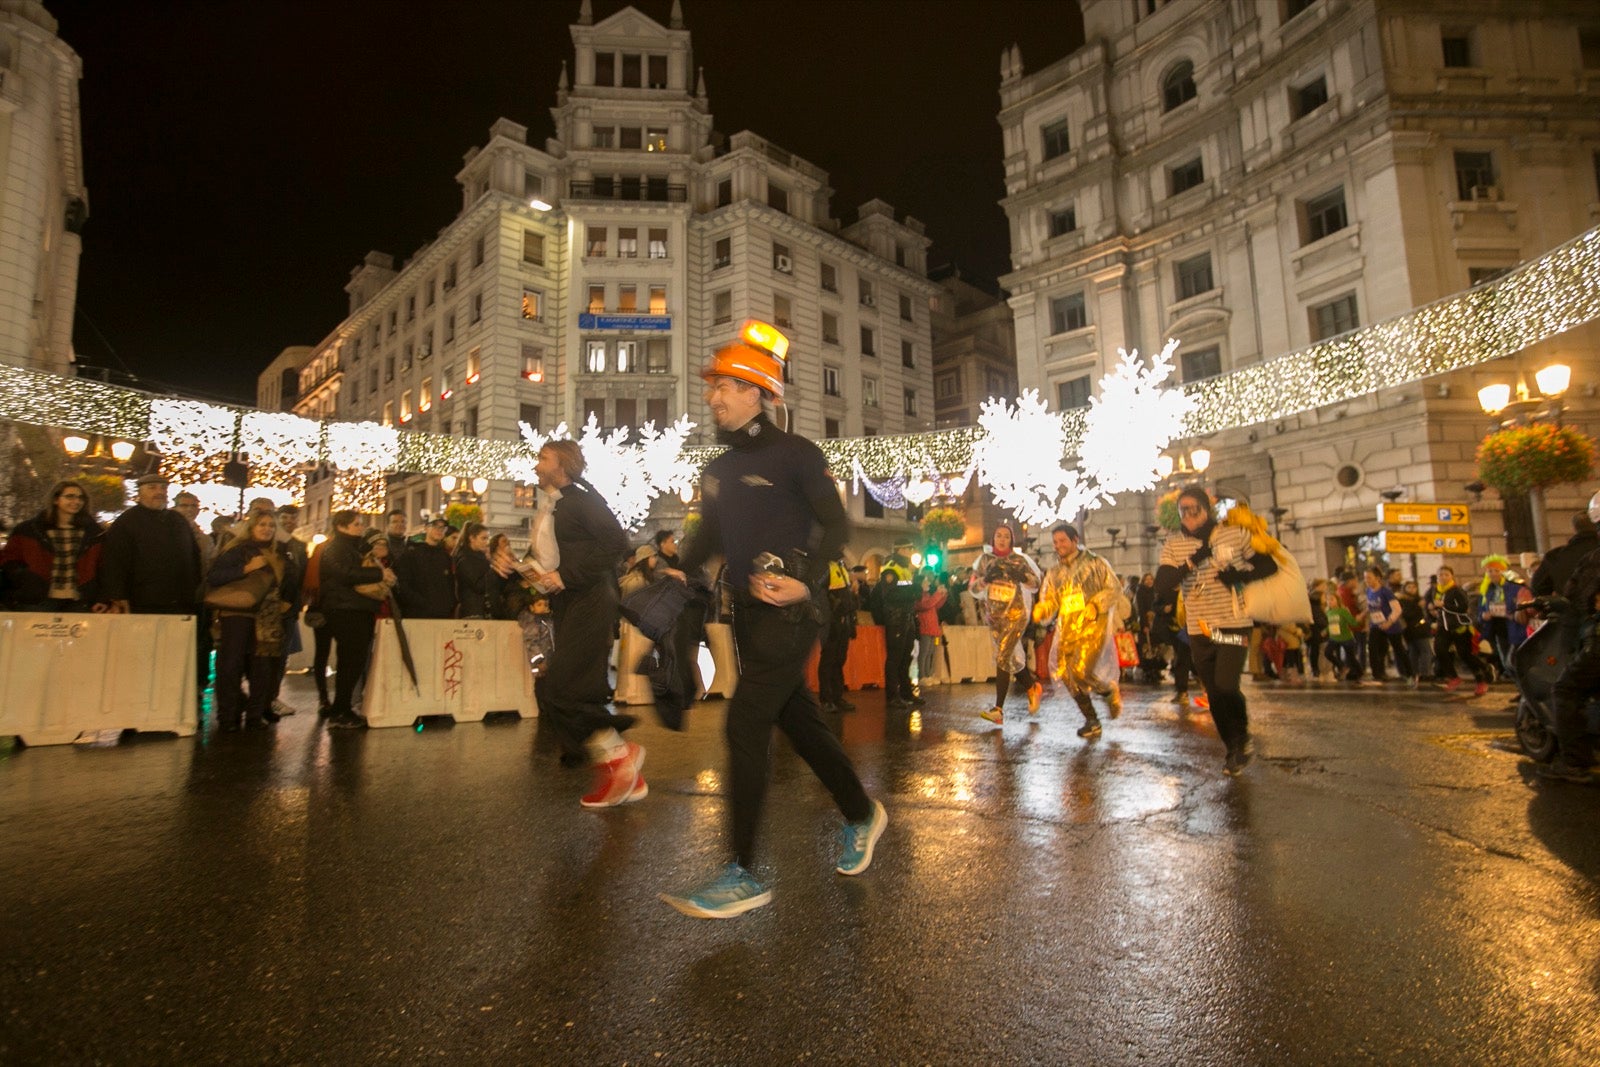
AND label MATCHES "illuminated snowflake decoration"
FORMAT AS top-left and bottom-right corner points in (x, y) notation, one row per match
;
(975, 340), (1194, 525)
(516, 414), (698, 530)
